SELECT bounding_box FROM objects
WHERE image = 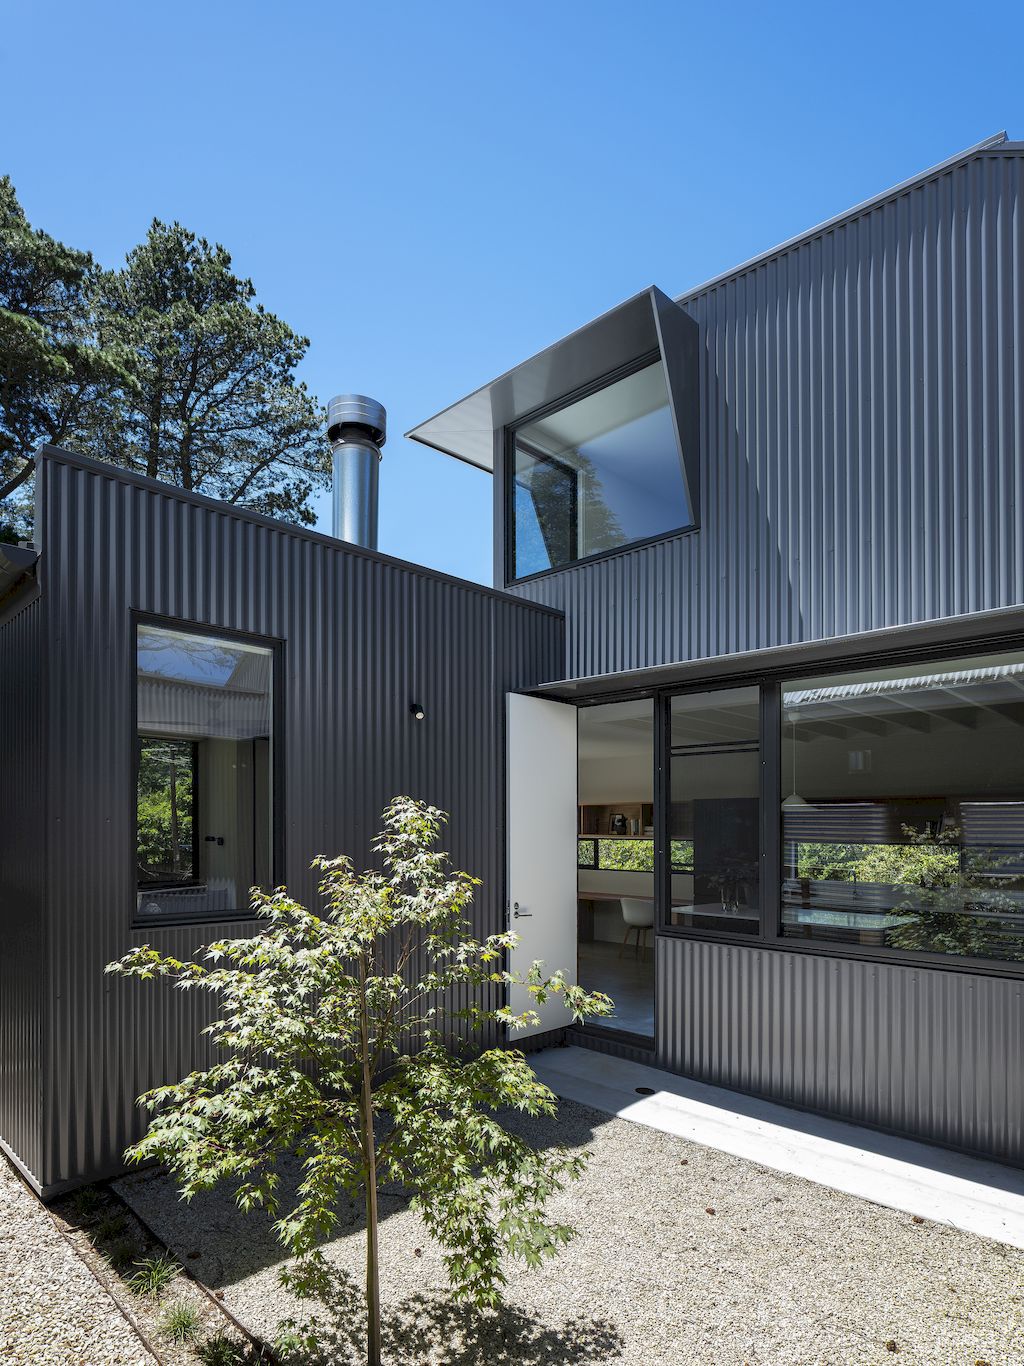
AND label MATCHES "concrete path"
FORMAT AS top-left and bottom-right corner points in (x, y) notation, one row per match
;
(531, 1044), (1024, 1250)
